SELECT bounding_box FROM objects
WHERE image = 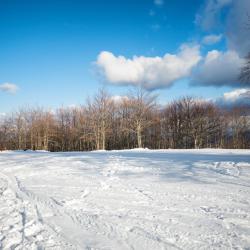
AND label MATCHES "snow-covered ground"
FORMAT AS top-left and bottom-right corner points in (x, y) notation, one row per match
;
(0, 149), (250, 250)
